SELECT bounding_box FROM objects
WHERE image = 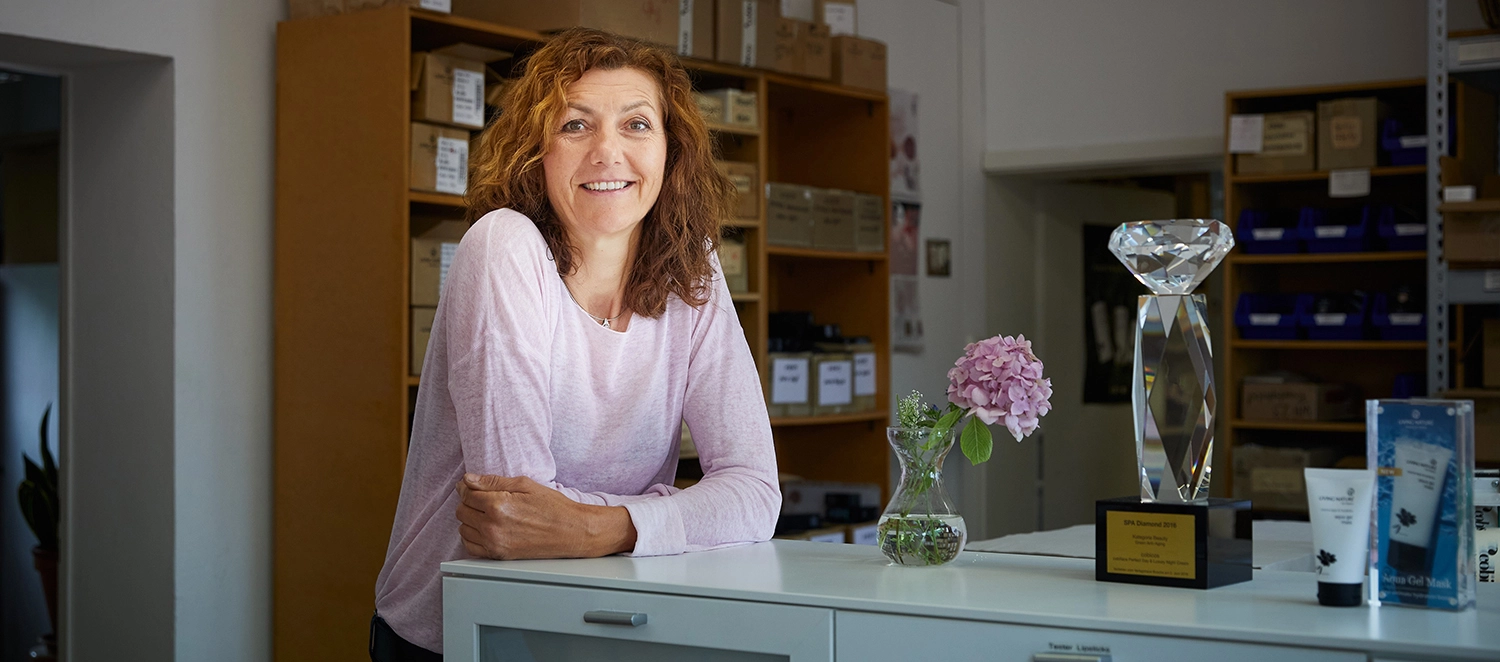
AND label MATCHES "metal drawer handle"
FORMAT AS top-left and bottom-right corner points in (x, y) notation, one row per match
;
(1033, 654), (1110, 662)
(583, 610), (647, 627)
